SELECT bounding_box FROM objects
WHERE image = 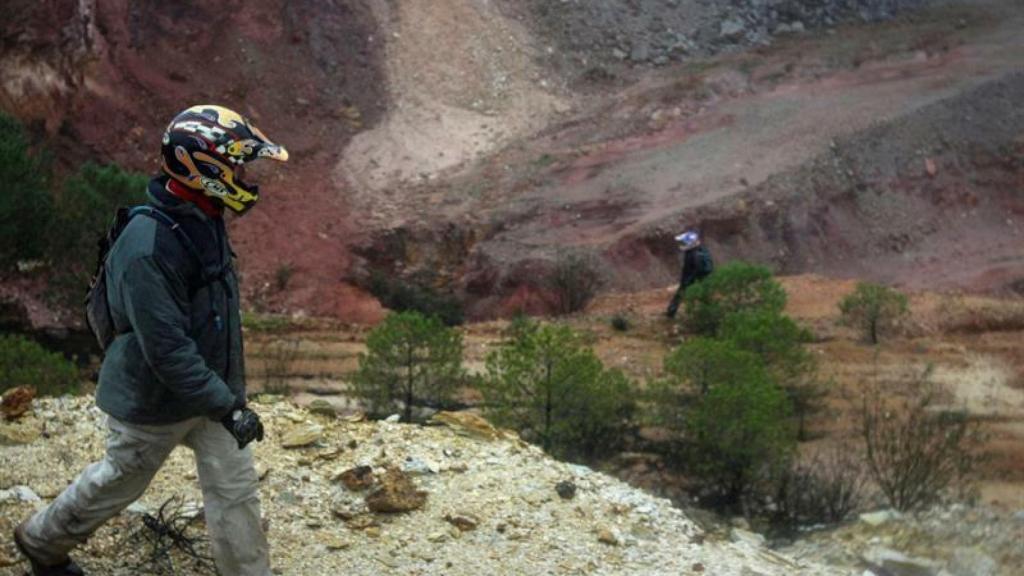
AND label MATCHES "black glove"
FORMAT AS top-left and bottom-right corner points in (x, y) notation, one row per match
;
(221, 406), (265, 449)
